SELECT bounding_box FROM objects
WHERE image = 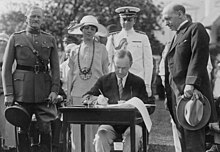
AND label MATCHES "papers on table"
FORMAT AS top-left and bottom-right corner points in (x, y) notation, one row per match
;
(96, 97), (153, 132)
(126, 97), (152, 132)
